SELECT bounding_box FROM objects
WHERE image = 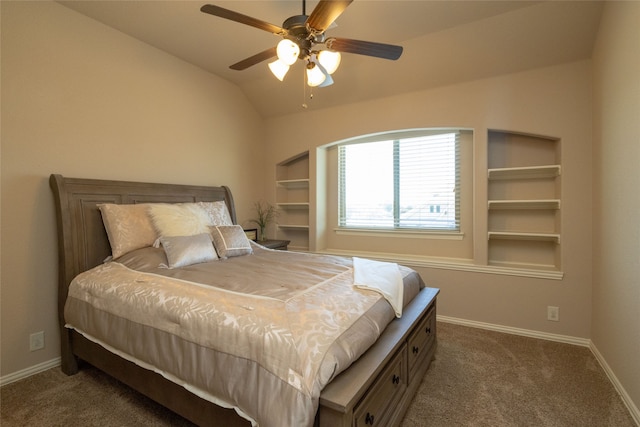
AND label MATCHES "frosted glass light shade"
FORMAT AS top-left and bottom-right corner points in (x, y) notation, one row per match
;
(268, 59), (289, 81)
(315, 61), (334, 87)
(317, 50), (341, 74)
(276, 39), (300, 66)
(306, 63), (326, 87)
(318, 72), (333, 87)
